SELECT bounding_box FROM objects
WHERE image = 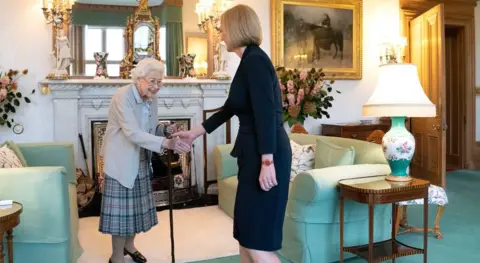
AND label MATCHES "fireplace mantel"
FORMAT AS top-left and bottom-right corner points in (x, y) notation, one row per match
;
(39, 78), (235, 194)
